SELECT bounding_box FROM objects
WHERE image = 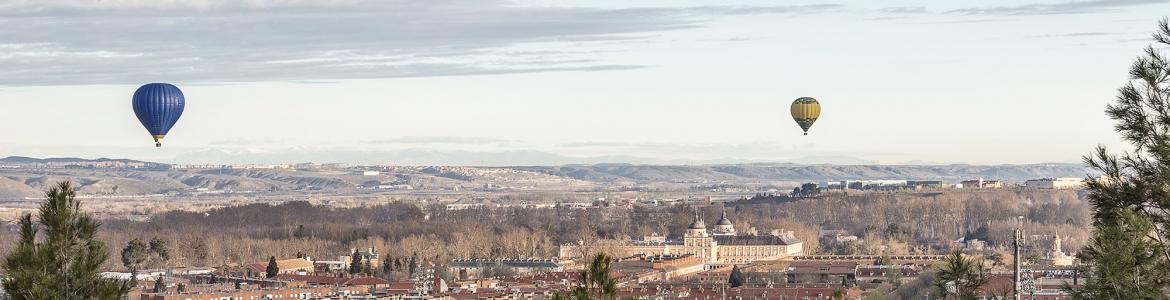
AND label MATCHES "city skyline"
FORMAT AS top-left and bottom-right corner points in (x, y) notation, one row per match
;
(3, 0), (1168, 164)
